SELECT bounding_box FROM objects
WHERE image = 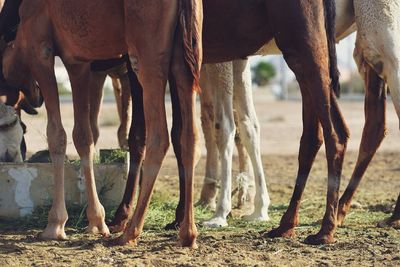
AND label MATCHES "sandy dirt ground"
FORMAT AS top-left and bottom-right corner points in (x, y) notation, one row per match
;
(1, 91), (399, 266)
